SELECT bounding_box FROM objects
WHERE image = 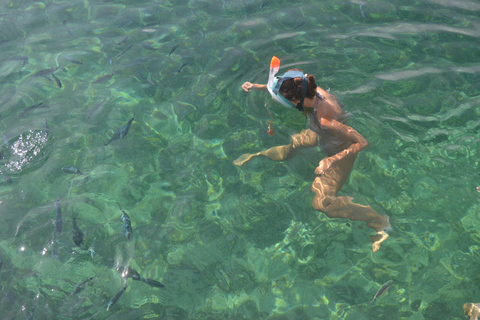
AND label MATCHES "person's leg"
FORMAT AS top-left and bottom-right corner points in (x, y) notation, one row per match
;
(311, 153), (391, 252)
(233, 129), (318, 166)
